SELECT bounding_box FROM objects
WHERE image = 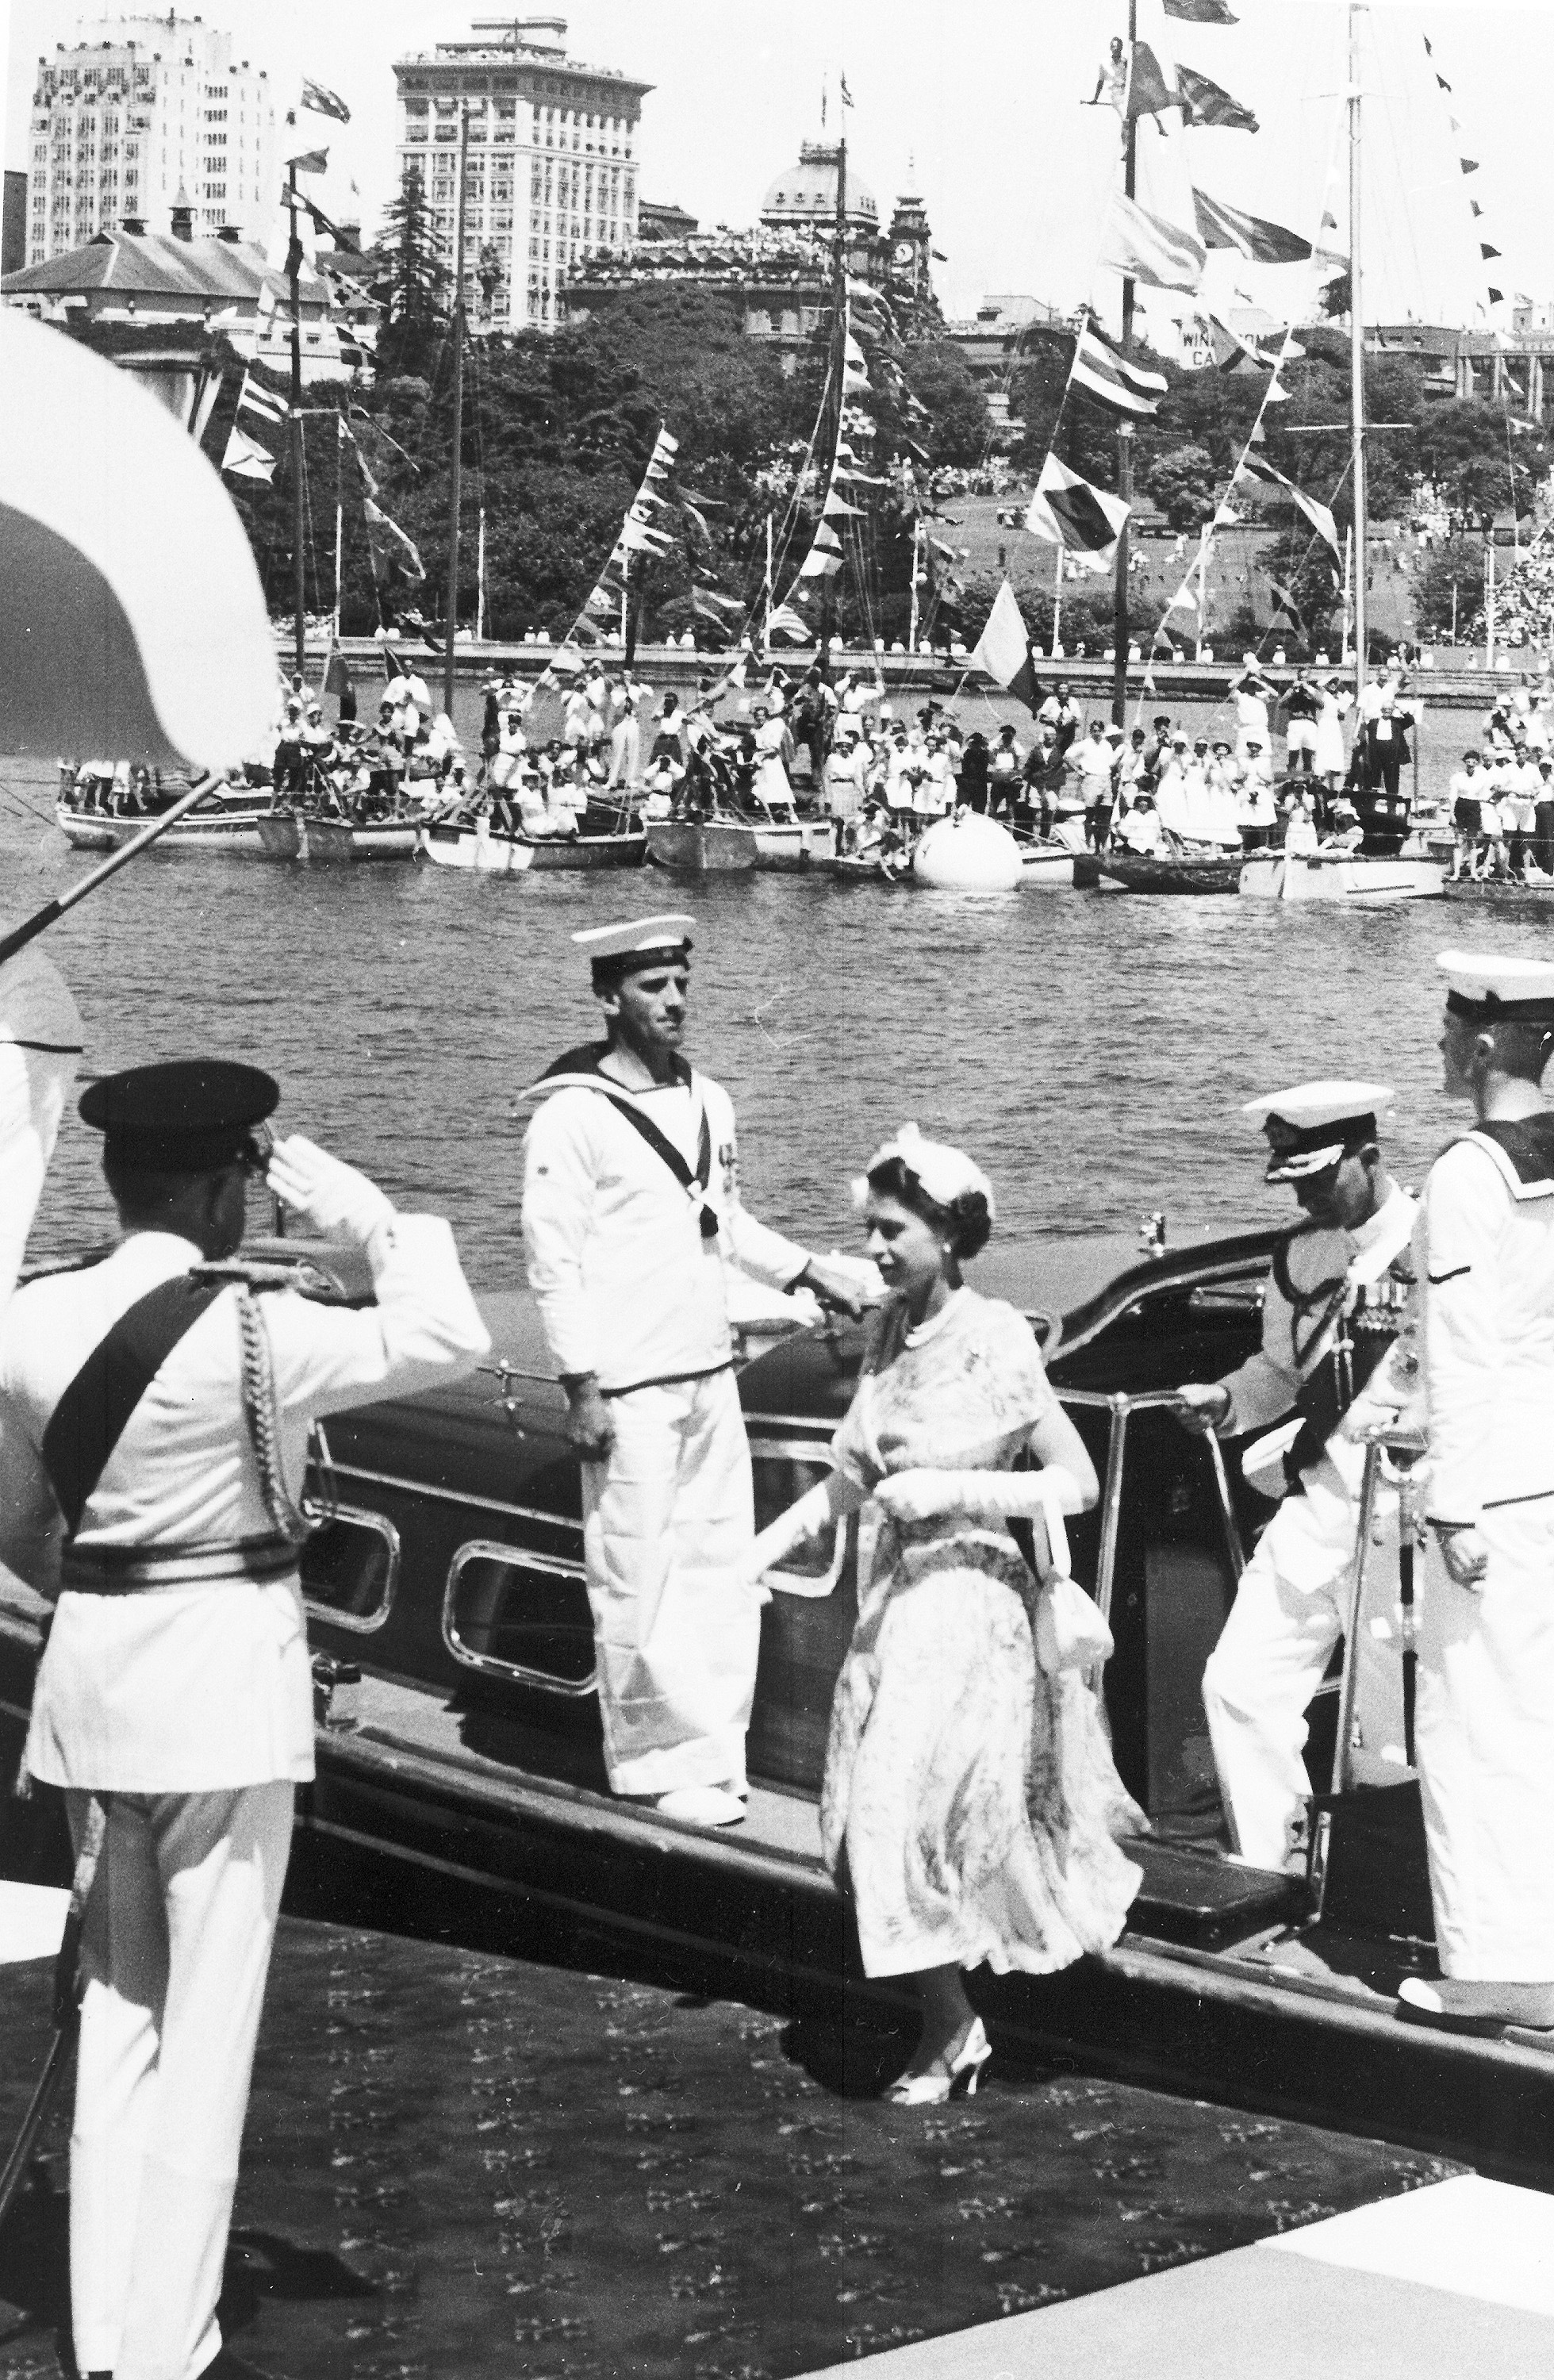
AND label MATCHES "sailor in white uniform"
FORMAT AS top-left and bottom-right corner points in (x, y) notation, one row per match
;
(522, 917), (865, 1828)
(1178, 1084), (1416, 1871)
(0, 1061), (489, 2380)
(1400, 954), (1554, 2030)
